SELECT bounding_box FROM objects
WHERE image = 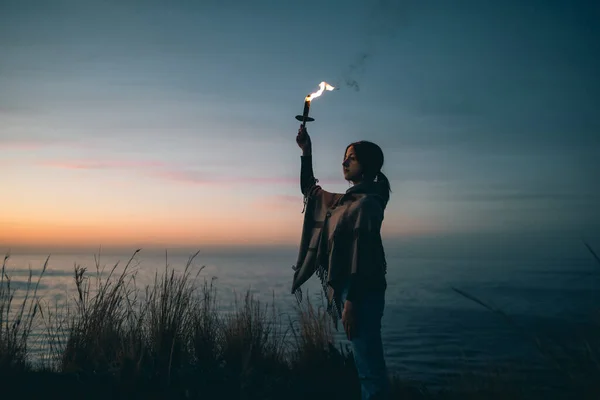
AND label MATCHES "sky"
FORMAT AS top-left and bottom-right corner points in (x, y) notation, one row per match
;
(1, 0), (599, 254)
